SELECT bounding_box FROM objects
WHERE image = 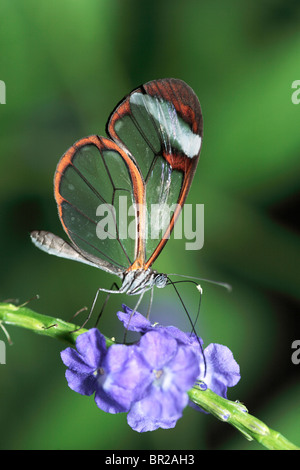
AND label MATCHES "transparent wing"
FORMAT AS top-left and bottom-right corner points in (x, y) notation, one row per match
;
(54, 135), (142, 272)
(107, 78), (203, 267)
(30, 230), (122, 274)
